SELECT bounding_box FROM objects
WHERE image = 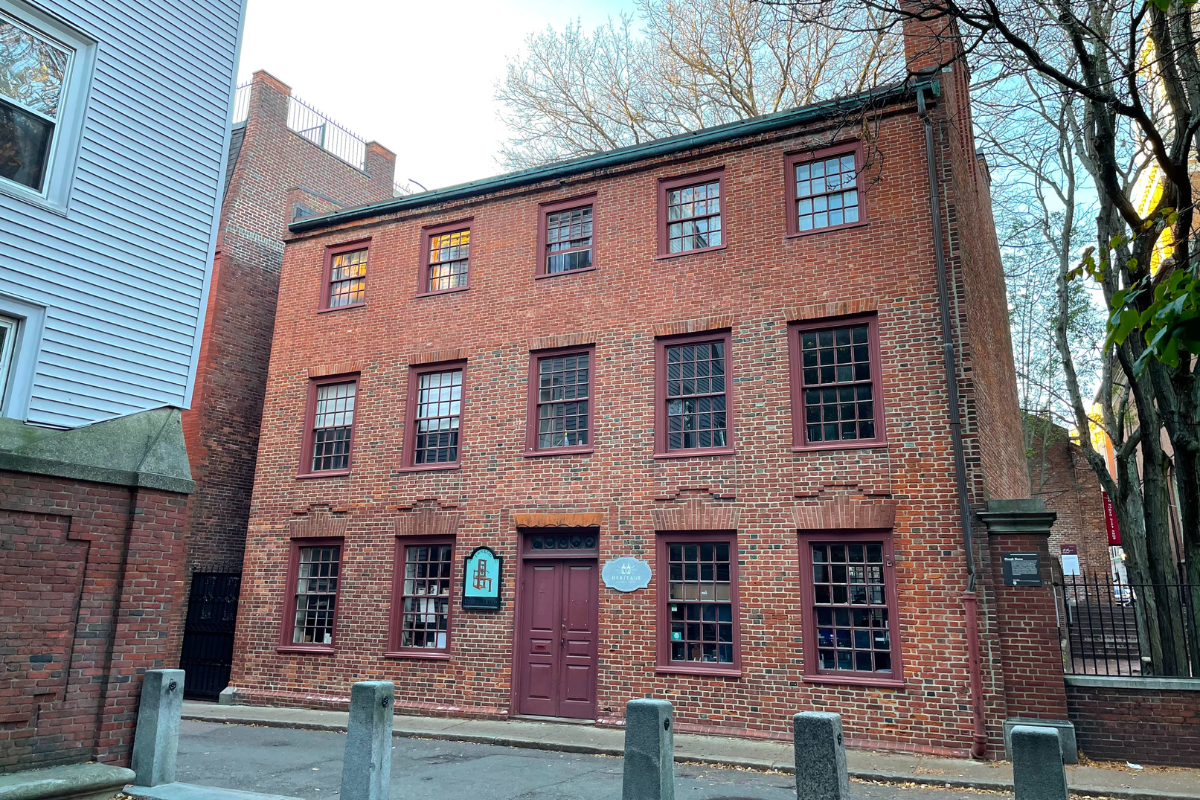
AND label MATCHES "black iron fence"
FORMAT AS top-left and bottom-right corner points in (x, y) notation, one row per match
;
(1054, 571), (1199, 678)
